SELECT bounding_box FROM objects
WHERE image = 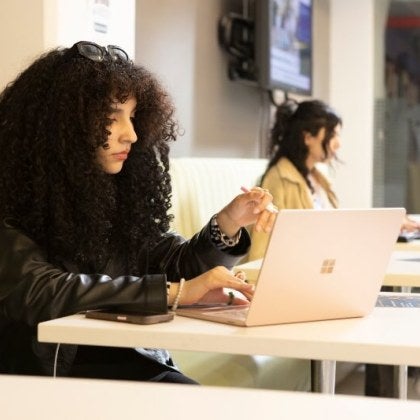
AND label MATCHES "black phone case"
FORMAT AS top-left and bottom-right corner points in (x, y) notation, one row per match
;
(85, 310), (174, 325)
